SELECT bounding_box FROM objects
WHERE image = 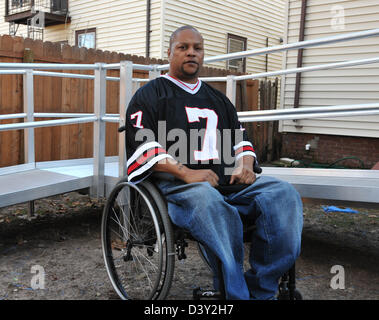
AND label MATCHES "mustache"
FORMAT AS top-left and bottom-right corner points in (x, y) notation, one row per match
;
(184, 61), (199, 65)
